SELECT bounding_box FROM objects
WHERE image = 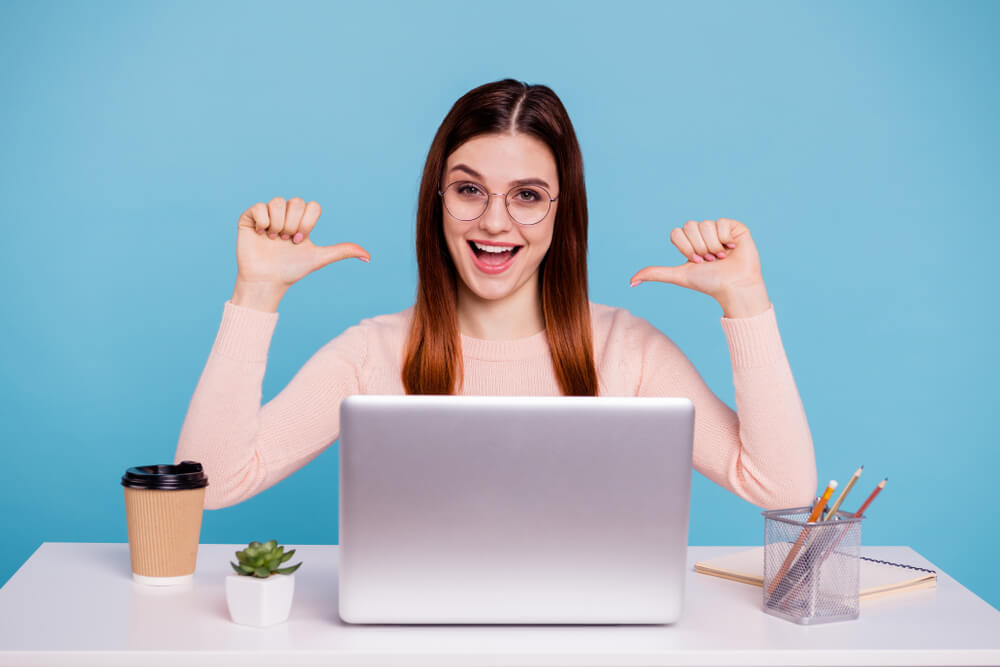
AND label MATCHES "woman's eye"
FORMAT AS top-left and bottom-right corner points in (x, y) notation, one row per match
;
(516, 189), (539, 202)
(458, 184), (483, 196)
